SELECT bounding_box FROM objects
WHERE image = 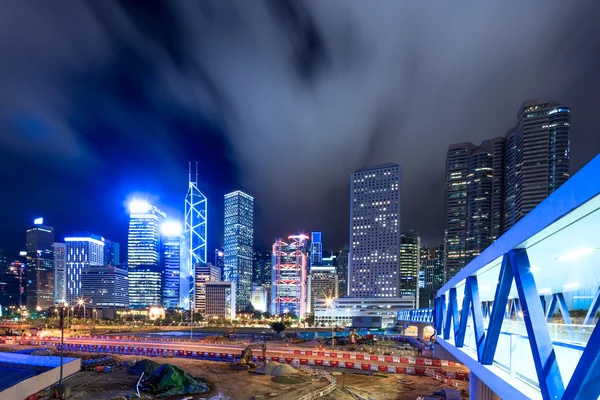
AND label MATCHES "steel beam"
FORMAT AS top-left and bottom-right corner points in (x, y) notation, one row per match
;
(509, 249), (564, 400)
(562, 317), (600, 399)
(583, 286), (600, 325)
(444, 287), (458, 340)
(481, 254), (513, 365)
